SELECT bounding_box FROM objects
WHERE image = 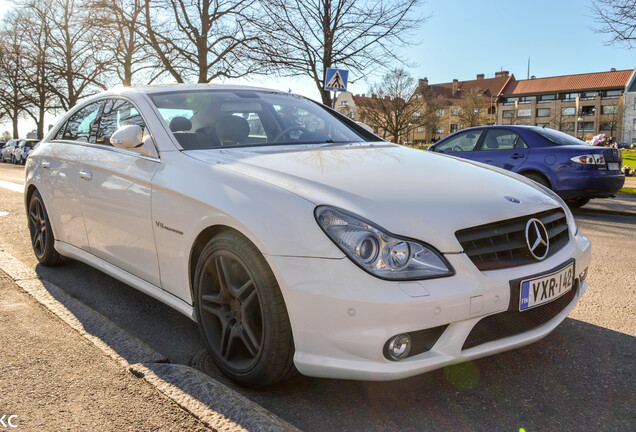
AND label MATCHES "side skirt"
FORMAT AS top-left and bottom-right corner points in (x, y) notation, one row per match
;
(54, 241), (196, 321)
